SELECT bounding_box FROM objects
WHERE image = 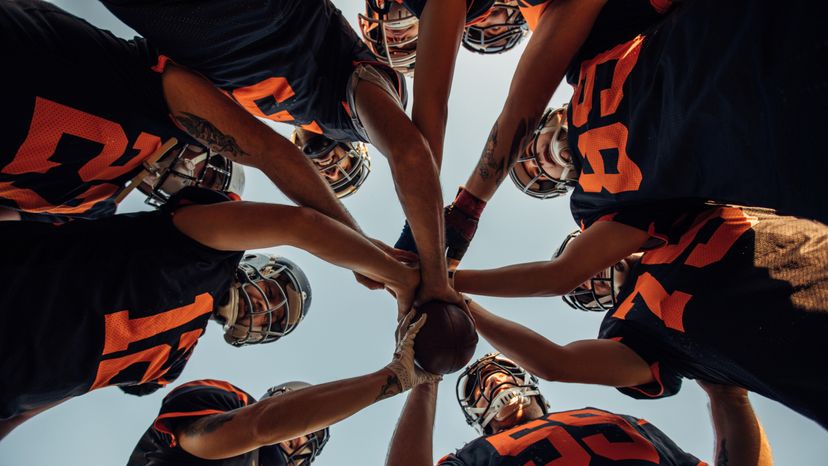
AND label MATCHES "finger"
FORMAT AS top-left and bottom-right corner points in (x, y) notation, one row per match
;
(408, 313), (428, 336)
